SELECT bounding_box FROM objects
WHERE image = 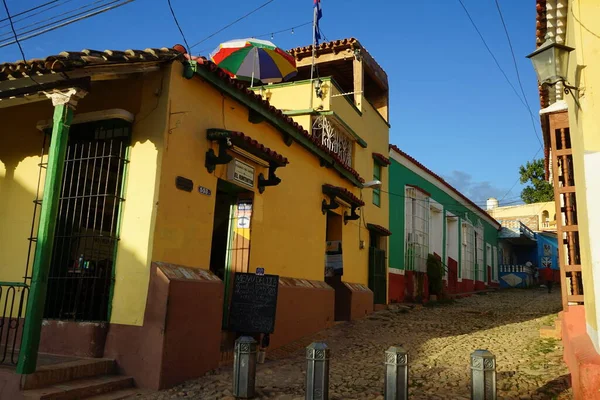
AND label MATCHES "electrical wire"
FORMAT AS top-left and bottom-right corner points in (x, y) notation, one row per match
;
(0, 0), (60, 23)
(188, 0), (277, 51)
(0, 0), (134, 49)
(0, 0), (115, 41)
(166, 0), (191, 53)
(497, 145), (543, 202)
(0, 0), (75, 31)
(494, 0), (543, 147)
(2, 0), (31, 63)
(196, 20), (312, 55)
(456, 0), (528, 109)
